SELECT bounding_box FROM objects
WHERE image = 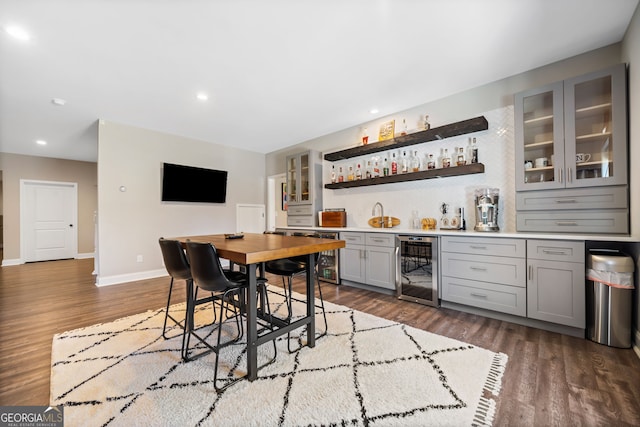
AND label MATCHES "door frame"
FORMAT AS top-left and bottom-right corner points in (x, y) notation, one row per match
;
(20, 179), (78, 263)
